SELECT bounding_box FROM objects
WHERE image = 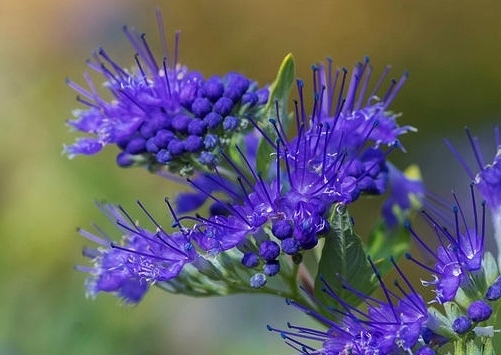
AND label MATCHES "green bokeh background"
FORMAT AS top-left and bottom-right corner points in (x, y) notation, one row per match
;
(1, 1), (500, 354)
